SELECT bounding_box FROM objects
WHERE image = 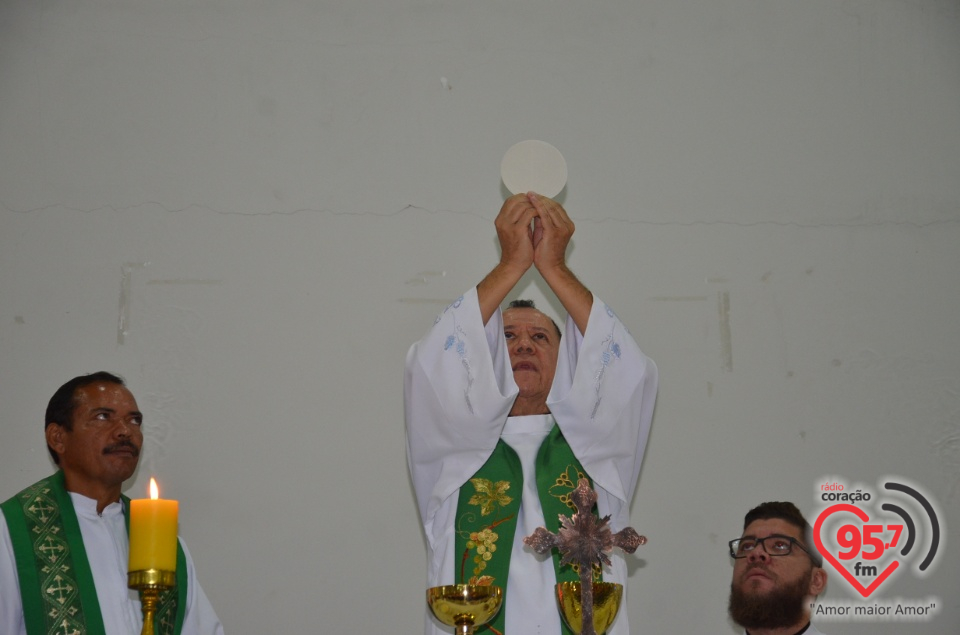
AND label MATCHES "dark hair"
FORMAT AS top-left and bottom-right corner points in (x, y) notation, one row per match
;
(45, 371), (126, 464)
(505, 299), (562, 340)
(743, 501), (822, 566)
